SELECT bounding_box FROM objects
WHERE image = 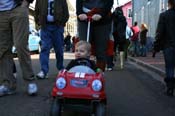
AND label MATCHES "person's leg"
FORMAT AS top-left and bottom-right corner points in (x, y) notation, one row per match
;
(39, 25), (53, 75)
(118, 42), (125, 69)
(12, 6), (34, 80)
(0, 11), (16, 95)
(124, 39), (130, 60)
(52, 25), (64, 70)
(93, 23), (111, 71)
(78, 21), (88, 41)
(163, 47), (175, 96)
(106, 55), (114, 71)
